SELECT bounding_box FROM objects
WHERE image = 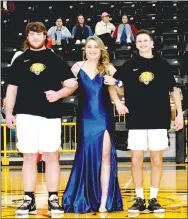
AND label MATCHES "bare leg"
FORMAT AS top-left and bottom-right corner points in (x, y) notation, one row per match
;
(131, 150), (144, 189)
(100, 130), (111, 212)
(22, 153), (38, 191)
(43, 151), (60, 192)
(150, 150), (163, 197)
